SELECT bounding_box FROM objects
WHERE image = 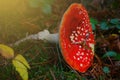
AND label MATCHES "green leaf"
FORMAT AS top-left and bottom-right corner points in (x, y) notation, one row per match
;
(81, 77), (86, 80)
(99, 75), (105, 80)
(102, 66), (110, 73)
(12, 59), (28, 80)
(90, 18), (98, 30)
(41, 0), (55, 5)
(102, 51), (117, 58)
(0, 44), (14, 59)
(100, 22), (109, 30)
(116, 24), (120, 29)
(114, 54), (120, 60)
(110, 19), (120, 24)
(91, 23), (96, 30)
(90, 18), (98, 24)
(41, 4), (52, 14)
(15, 54), (30, 69)
(28, 0), (40, 8)
(28, 0), (54, 14)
